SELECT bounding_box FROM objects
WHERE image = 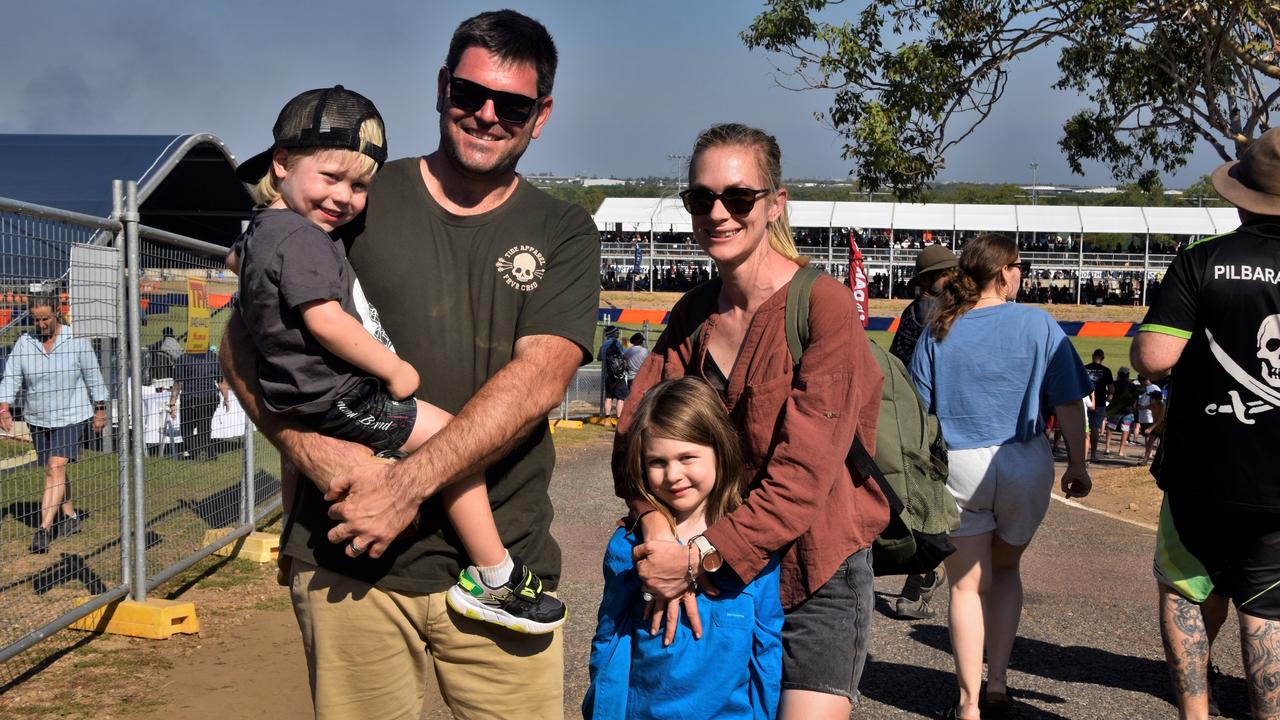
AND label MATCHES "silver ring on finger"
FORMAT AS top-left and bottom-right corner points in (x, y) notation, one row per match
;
(348, 539), (367, 556)
(642, 591), (654, 602)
